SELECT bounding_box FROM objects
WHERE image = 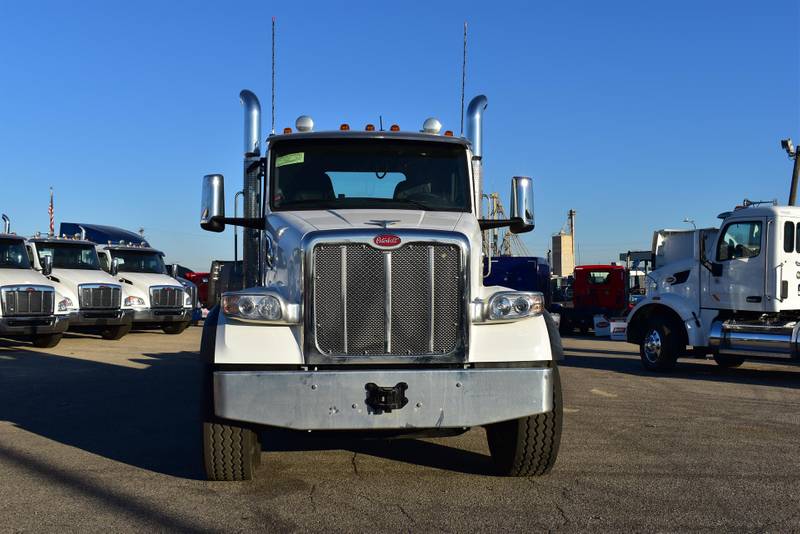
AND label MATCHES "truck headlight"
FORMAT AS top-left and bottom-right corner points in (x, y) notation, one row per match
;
(479, 291), (544, 322)
(222, 292), (300, 324)
(125, 296), (145, 306)
(184, 290), (193, 307)
(58, 297), (73, 312)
